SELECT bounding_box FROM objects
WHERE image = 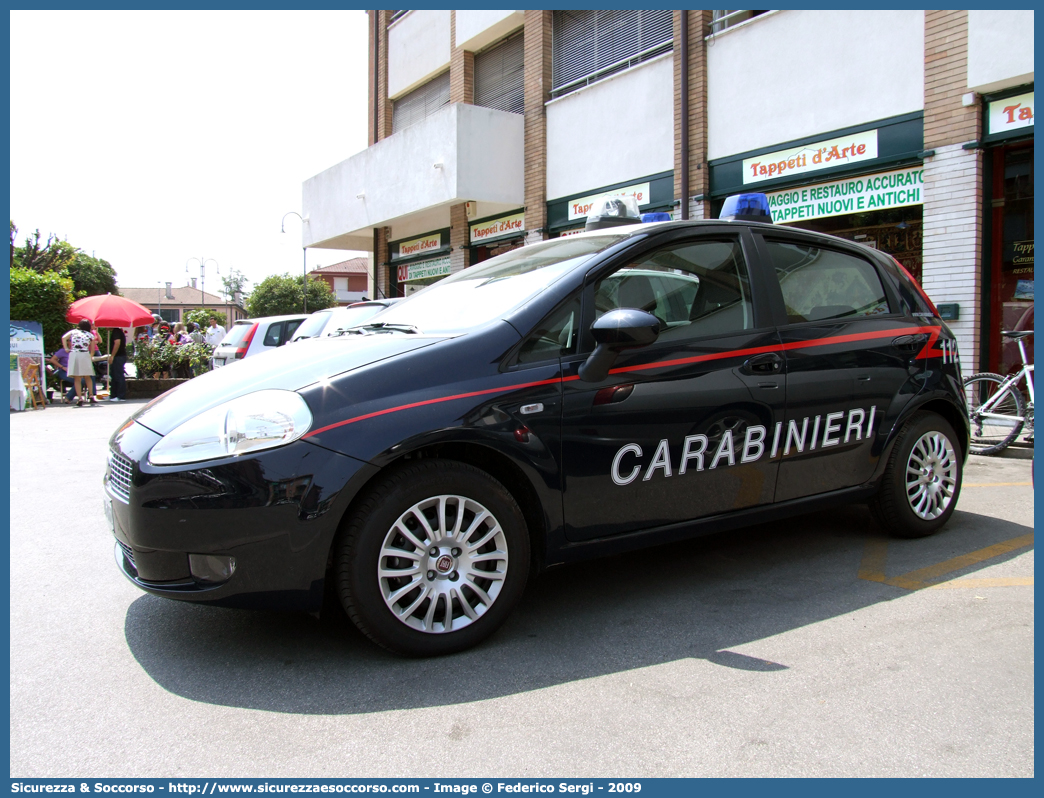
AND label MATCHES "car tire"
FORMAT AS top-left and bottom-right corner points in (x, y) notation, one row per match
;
(869, 411), (963, 539)
(334, 460), (530, 656)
